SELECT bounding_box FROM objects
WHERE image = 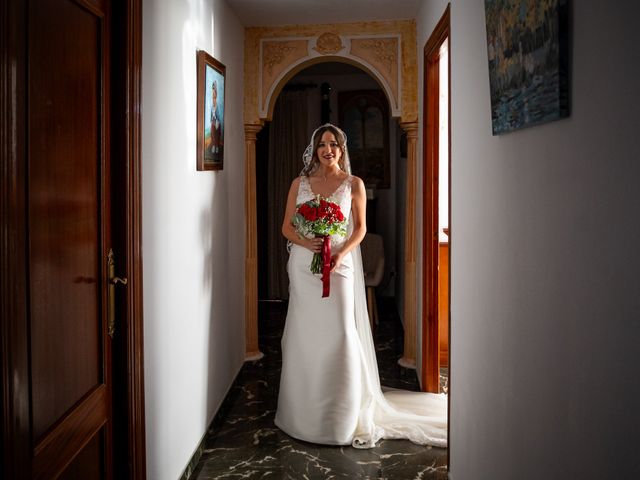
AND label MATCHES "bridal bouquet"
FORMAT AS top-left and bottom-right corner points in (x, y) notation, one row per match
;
(292, 196), (348, 297)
